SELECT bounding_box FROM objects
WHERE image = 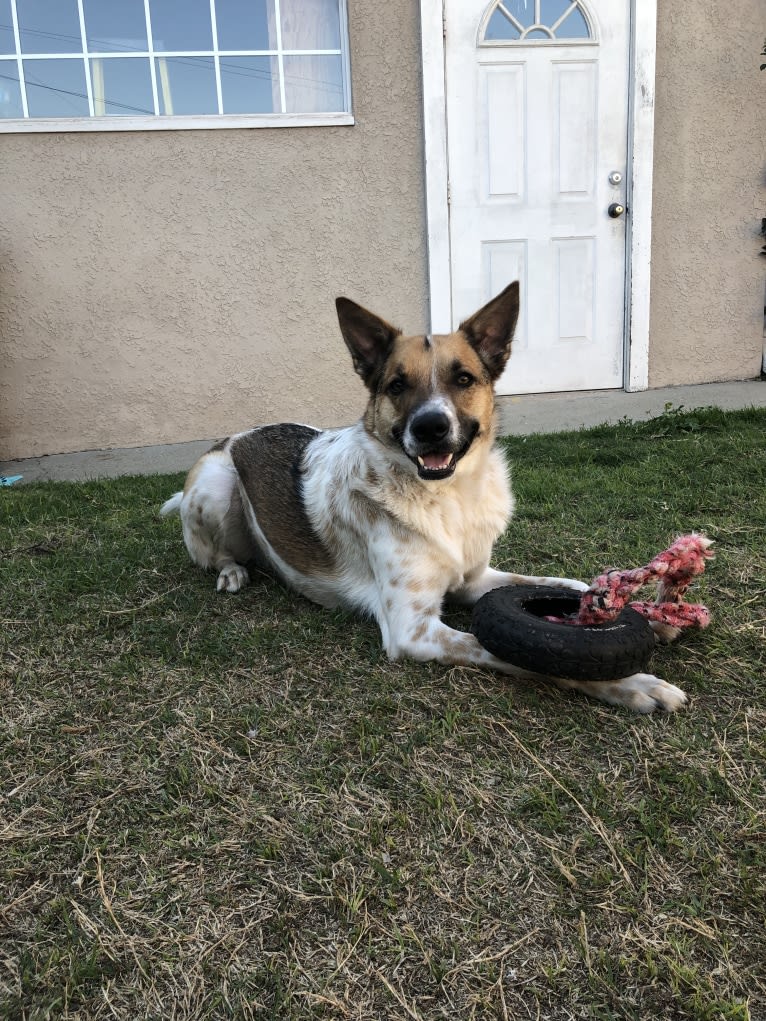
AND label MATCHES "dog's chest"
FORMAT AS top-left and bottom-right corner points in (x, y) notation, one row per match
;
(420, 476), (508, 569)
(301, 428), (513, 601)
(367, 448), (513, 581)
